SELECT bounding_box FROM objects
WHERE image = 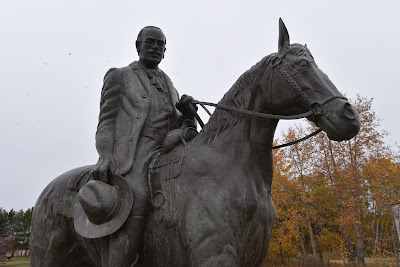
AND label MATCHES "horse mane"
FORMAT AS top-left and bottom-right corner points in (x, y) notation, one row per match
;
(191, 44), (311, 145)
(192, 54), (274, 144)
